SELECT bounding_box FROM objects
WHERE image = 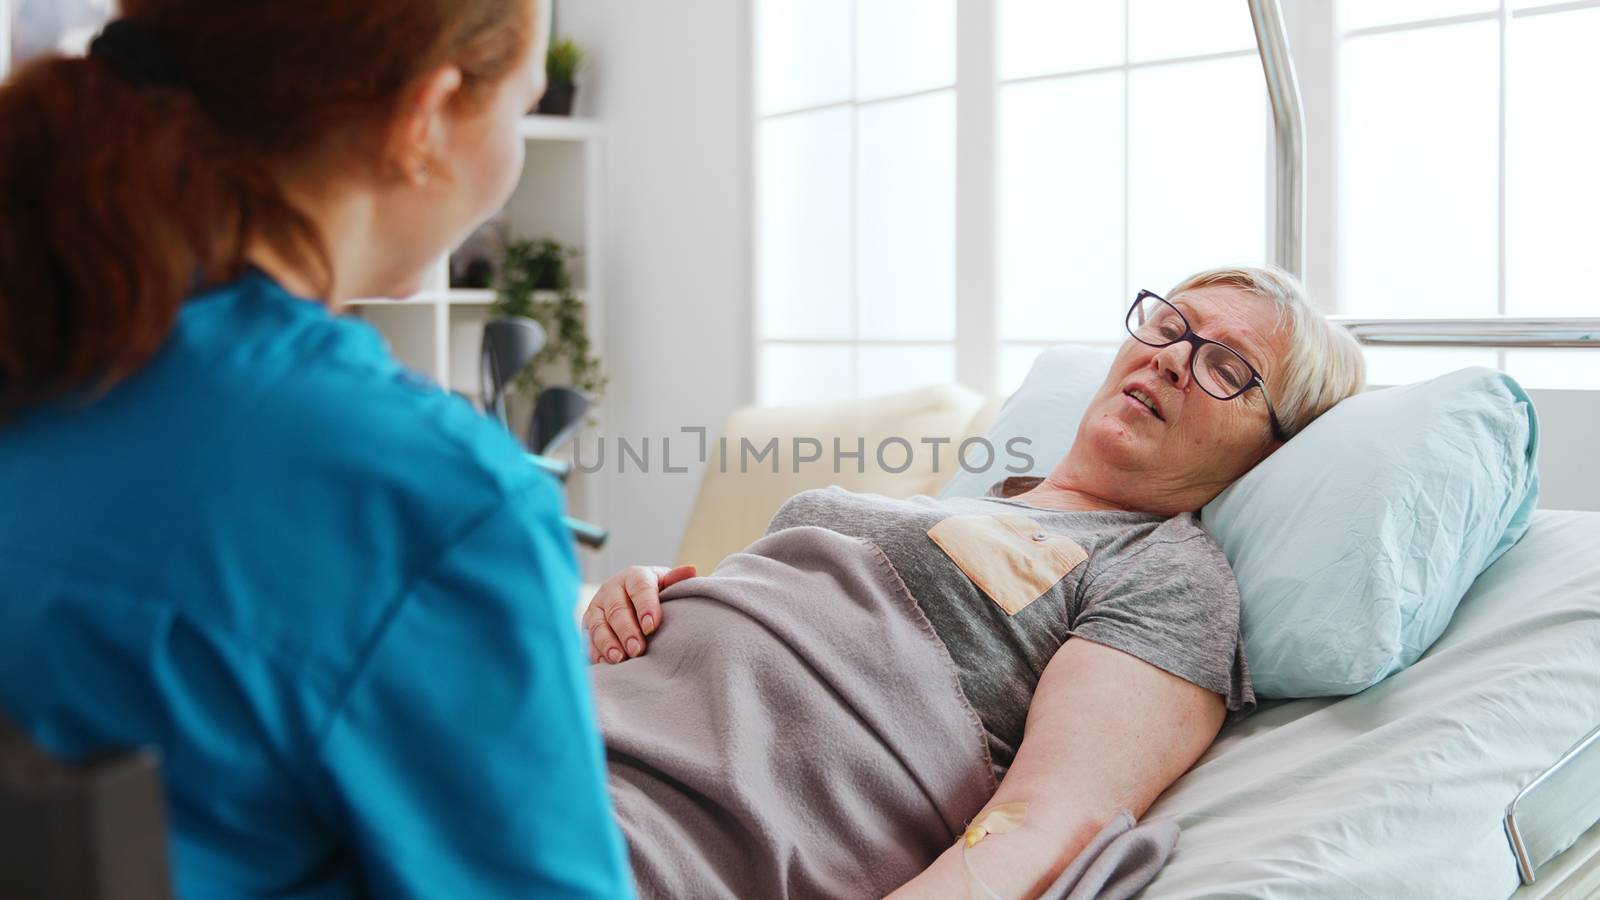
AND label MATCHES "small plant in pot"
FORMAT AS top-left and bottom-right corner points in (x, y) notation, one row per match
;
(537, 37), (584, 117)
(490, 237), (606, 410)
